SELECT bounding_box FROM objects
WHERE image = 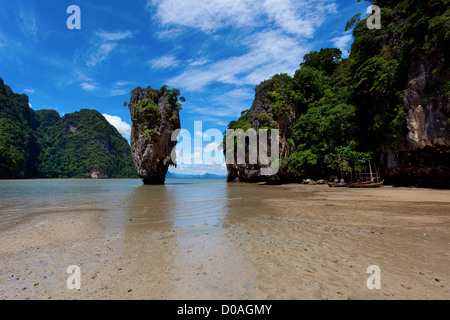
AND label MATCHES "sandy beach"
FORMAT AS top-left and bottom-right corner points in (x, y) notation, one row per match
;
(0, 184), (449, 300)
